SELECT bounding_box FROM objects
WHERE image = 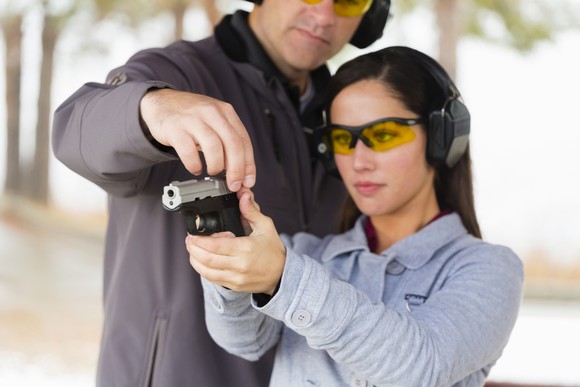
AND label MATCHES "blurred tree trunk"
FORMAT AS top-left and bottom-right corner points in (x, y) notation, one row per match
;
(170, 0), (222, 40)
(28, 12), (60, 204)
(199, 0), (221, 27)
(1, 15), (23, 196)
(172, 2), (188, 41)
(435, 0), (460, 80)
